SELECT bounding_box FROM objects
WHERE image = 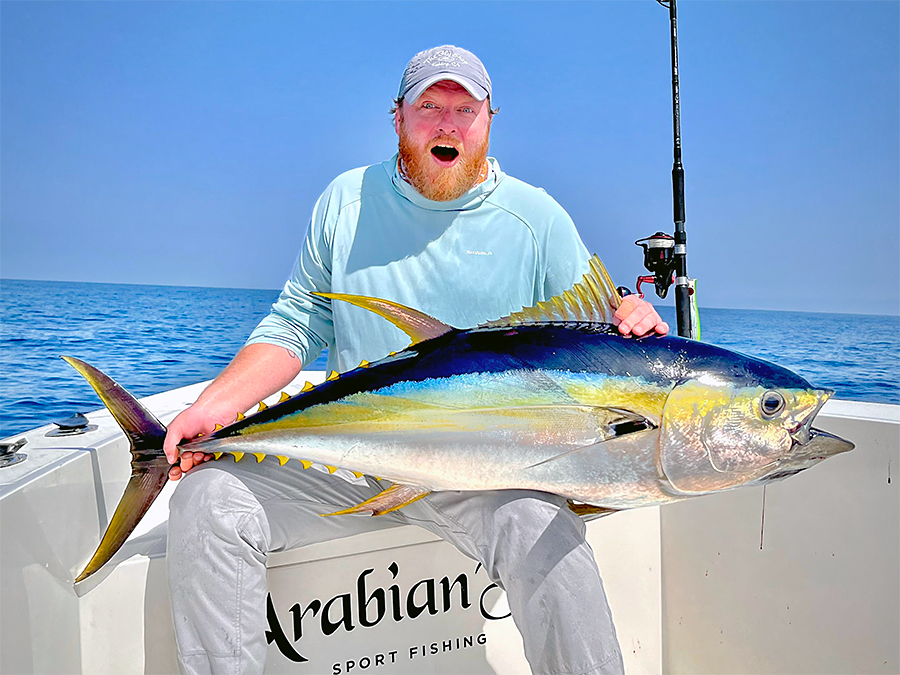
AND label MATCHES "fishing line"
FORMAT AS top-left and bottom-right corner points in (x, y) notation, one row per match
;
(759, 486), (767, 550)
